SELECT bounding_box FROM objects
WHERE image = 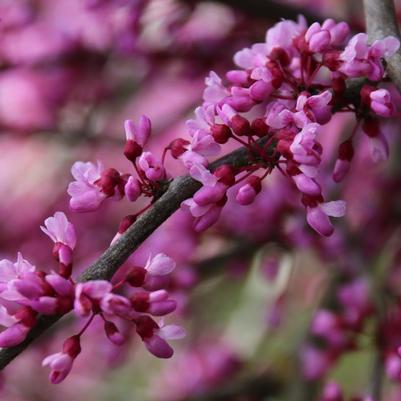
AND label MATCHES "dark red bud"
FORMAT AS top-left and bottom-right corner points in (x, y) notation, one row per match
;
(251, 118), (270, 137)
(362, 118), (380, 137)
(211, 124), (231, 144)
(213, 164), (236, 186)
(14, 307), (37, 328)
(323, 51), (341, 71)
(231, 115), (251, 136)
(277, 139), (293, 159)
(338, 140), (354, 161)
(169, 138), (190, 158)
(286, 160), (301, 176)
(100, 168), (121, 196)
(63, 335), (81, 358)
(301, 194), (324, 208)
(127, 266), (147, 287)
(269, 47), (290, 66)
(124, 140), (143, 162)
(131, 292), (150, 312)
